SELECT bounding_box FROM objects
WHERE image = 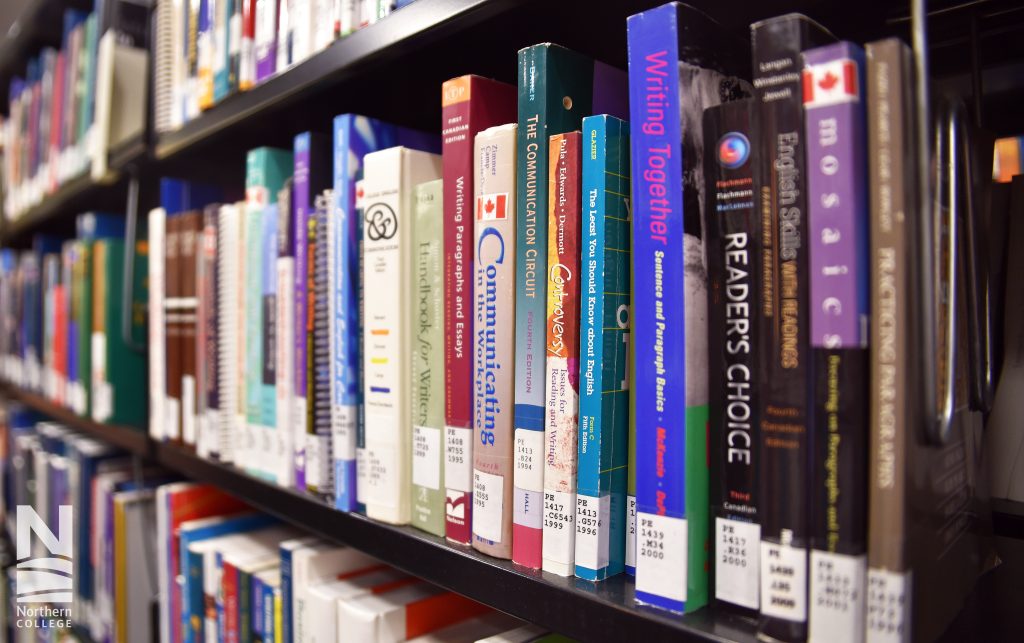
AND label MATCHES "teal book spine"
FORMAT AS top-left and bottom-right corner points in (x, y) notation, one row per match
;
(245, 147), (294, 481)
(575, 115), (630, 581)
